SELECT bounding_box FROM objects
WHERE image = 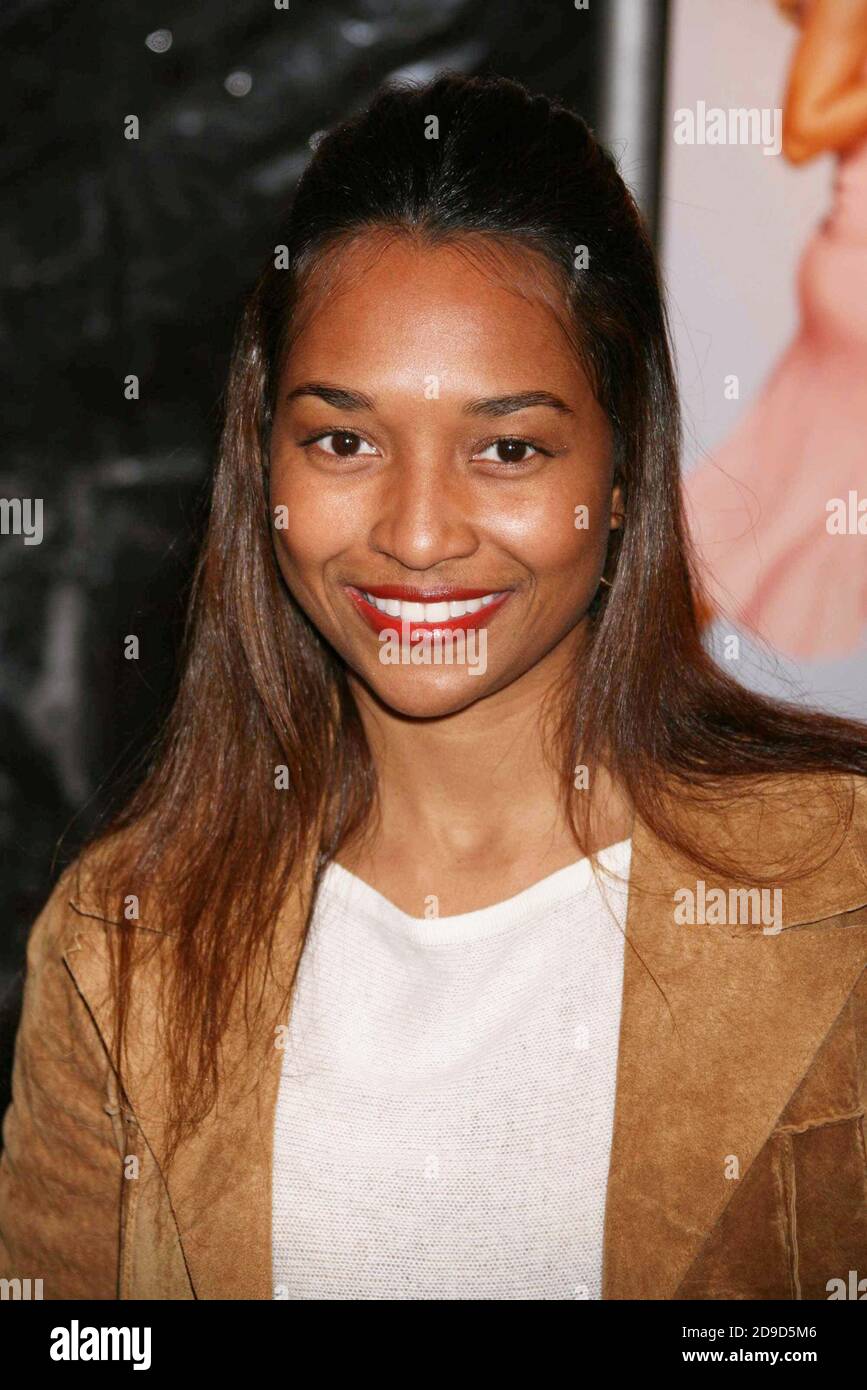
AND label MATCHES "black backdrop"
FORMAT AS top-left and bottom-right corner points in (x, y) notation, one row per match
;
(0, 0), (667, 1120)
